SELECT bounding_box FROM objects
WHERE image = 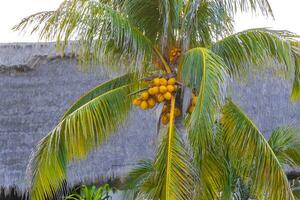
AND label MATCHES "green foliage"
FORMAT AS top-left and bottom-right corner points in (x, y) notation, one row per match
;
(14, 0), (153, 71)
(61, 73), (136, 119)
(65, 184), (112, 200)
(123, 127), (195, 200)
(181, 48), (228, 163)
(268, 126), (300, 167)
(27, 75), (139, 200)
(221, 100), (294, 200)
